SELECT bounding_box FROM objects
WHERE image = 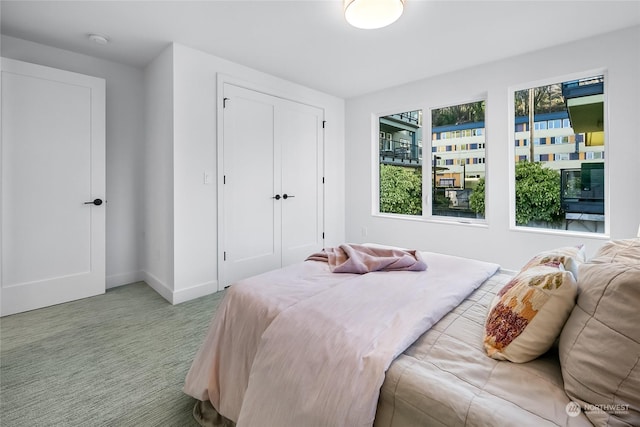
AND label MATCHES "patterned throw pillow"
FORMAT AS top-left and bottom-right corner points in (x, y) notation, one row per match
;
(483, 263), (578, 363)
(520, 244), (586, 277)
